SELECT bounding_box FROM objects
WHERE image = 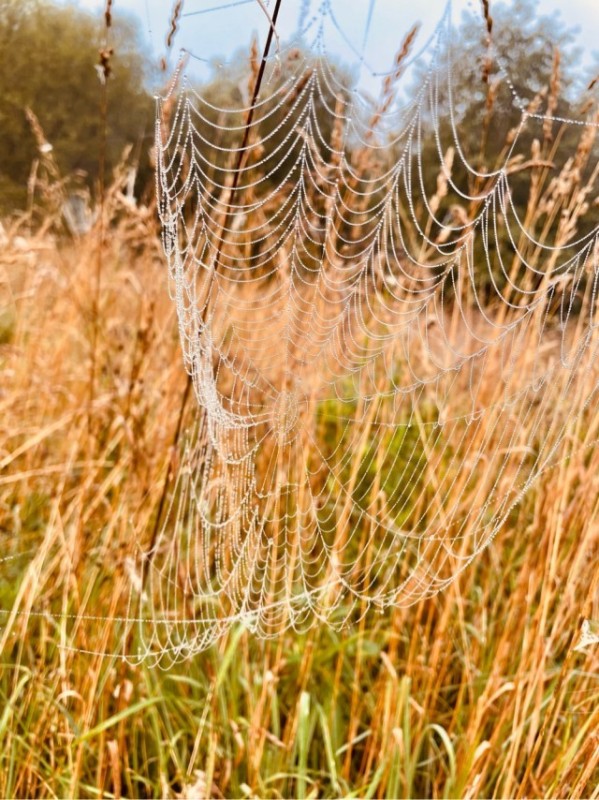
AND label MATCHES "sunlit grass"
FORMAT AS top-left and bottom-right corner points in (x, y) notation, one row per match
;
(0, 209), (598, 798)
